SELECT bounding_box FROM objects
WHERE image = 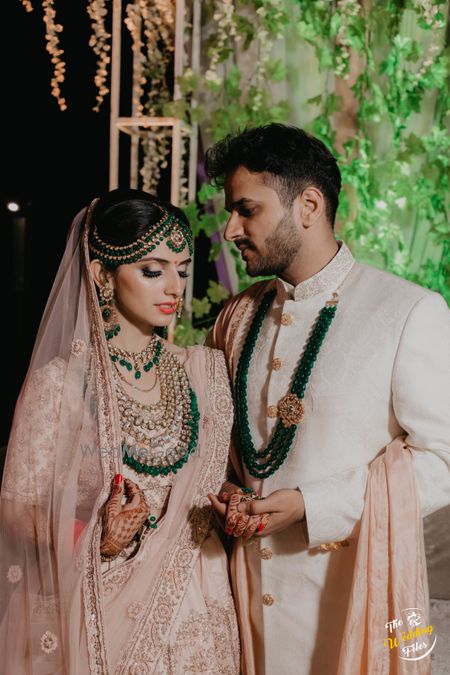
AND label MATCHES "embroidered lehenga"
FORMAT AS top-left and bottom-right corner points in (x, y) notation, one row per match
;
(0, 204), (239, 674)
